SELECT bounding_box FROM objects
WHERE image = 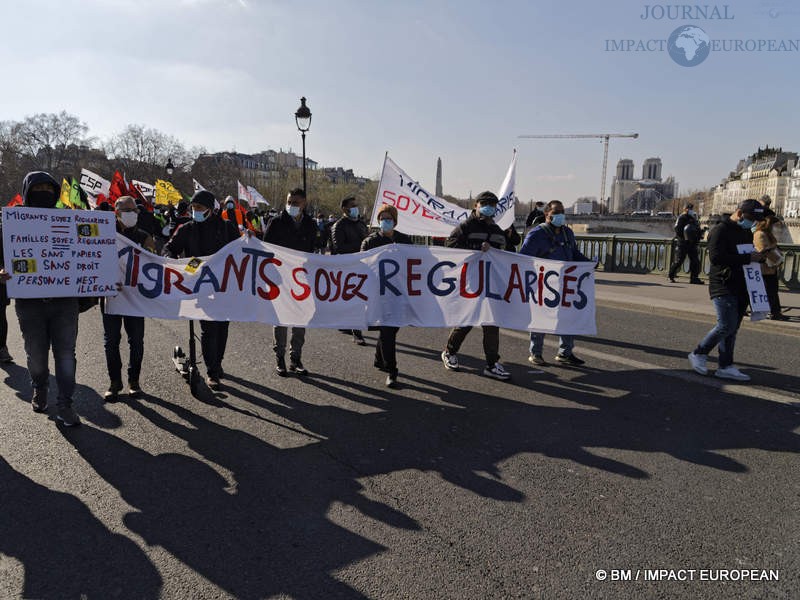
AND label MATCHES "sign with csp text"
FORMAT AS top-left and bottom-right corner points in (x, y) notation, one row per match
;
(106, 236), (597, 334)
(2, 207), (119, 298)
